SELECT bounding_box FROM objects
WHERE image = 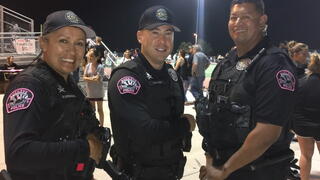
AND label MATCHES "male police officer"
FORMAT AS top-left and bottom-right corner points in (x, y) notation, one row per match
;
(3, 10), (103, 180)
(198, 0), (297, 179)
(108, 5), (196, 180)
